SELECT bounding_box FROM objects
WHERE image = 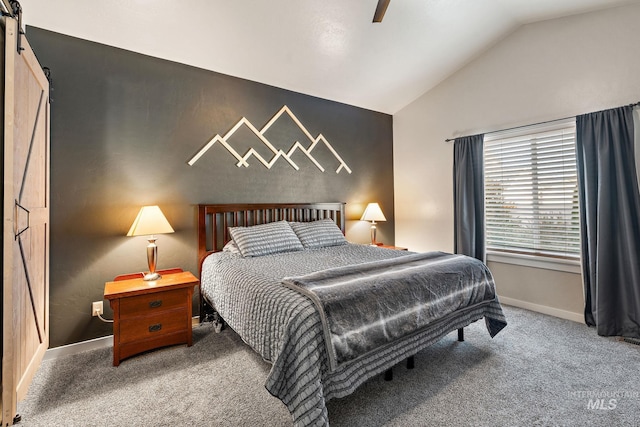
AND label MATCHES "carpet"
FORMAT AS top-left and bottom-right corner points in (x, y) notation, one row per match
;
(17, 305), (640, 426)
